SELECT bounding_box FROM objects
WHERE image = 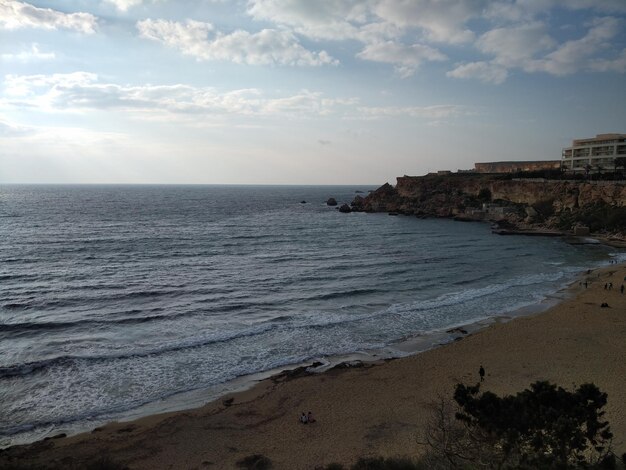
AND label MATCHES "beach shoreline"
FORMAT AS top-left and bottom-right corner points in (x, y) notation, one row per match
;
(2, 259), (626, 469)
(0, 248), (602, 450)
